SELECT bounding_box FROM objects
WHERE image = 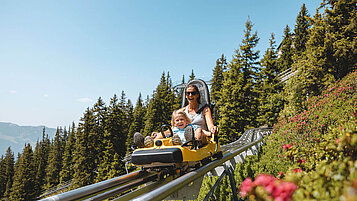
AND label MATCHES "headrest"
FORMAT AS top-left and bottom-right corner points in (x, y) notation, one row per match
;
(181, 79), (211, 108)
